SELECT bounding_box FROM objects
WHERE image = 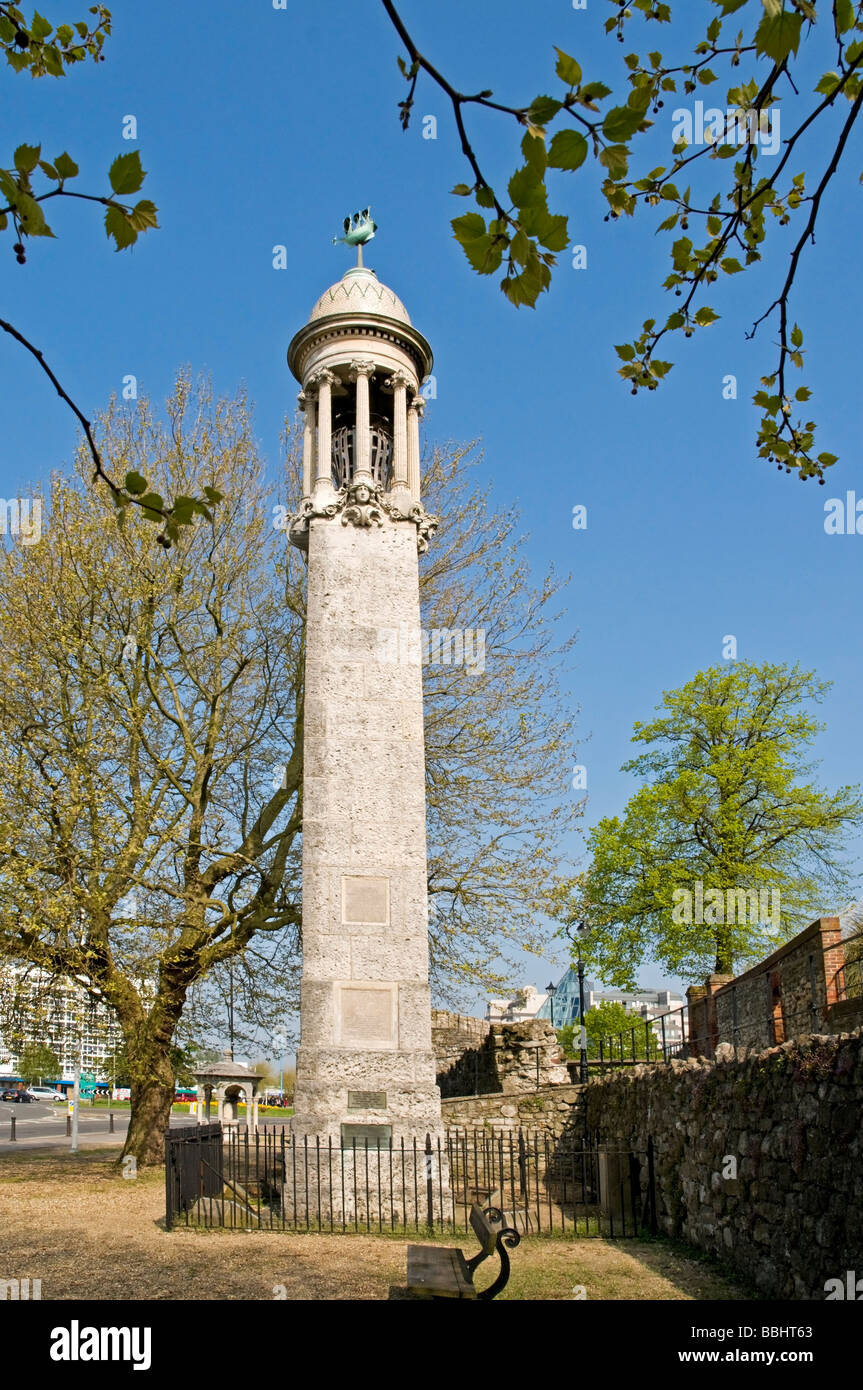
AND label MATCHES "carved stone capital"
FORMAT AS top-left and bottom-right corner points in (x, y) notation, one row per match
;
(409, 392), (426, 418)
(384, 370), (412, 393)
(287, 479), (438, 554)
(306, 368), (338, 392)
(348, 358), (376, 381)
